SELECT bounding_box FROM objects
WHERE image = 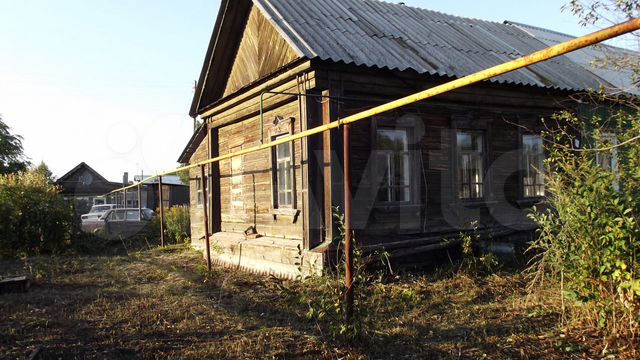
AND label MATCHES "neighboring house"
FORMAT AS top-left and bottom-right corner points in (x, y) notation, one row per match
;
(57, 164), (171, 214)
(132, 174), (190, 210)
(178, 0), (636, 277)
(56, 162), (122, 214)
